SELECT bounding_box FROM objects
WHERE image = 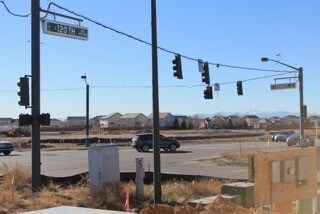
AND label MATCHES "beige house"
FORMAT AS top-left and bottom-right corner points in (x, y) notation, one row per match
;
(119, 113), (147, 128)
(100, 112), (123, 128)
(208, 116), (227, 129)
(242, 115), (260, 129)
(147, 112), (175, 127)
